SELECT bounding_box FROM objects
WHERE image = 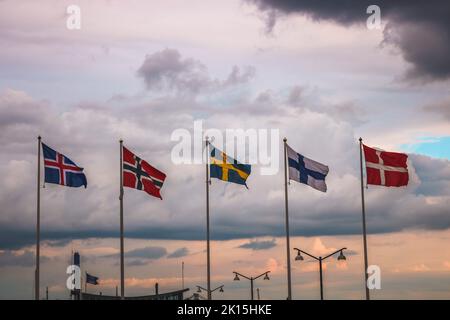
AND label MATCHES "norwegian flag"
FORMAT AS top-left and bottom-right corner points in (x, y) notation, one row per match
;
(363, 144), (409, 187)
(42, 143), (87, 188)
(122, 146), (166, 199)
